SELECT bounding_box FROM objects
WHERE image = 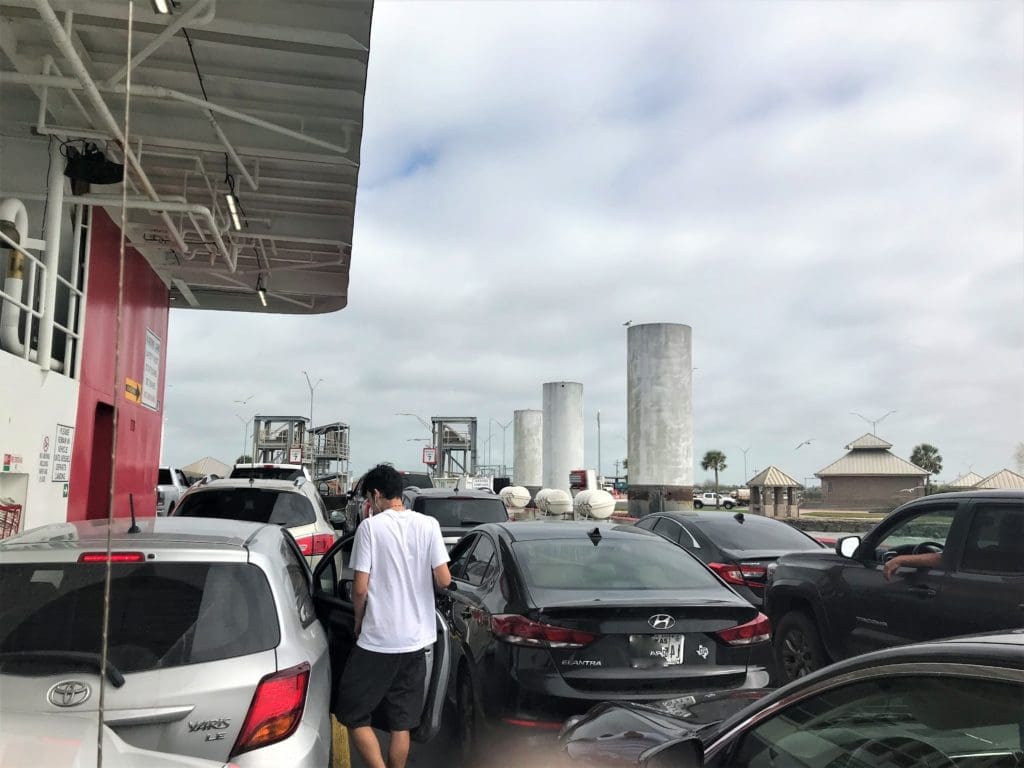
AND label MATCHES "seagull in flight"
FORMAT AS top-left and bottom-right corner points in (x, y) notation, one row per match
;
(795, 439), (813, 450)
(234, 395), (255, 405)
(622, 320), (632, 327)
